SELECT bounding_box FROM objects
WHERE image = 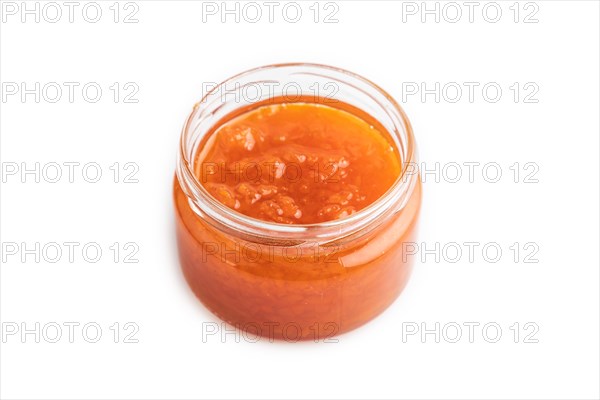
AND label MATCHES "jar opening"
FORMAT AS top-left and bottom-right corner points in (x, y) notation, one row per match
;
(176, 63), (418, 242)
